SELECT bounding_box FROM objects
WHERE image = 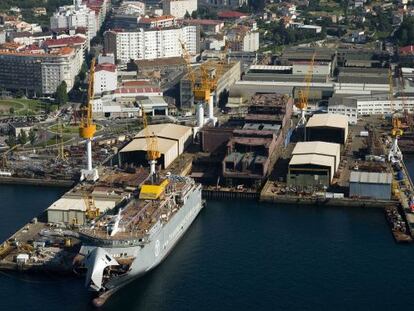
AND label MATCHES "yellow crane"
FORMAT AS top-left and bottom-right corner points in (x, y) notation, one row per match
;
(79, 58), (99, 181)
(141, 108), (160, 176)
(388, 68), (403, 163)
(83, 193), (99, 220)
(56, 119), (67, 161)
(139, 107), (170, 200)
(296, 53), (316, 127)
(180, 40), (218, 127)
